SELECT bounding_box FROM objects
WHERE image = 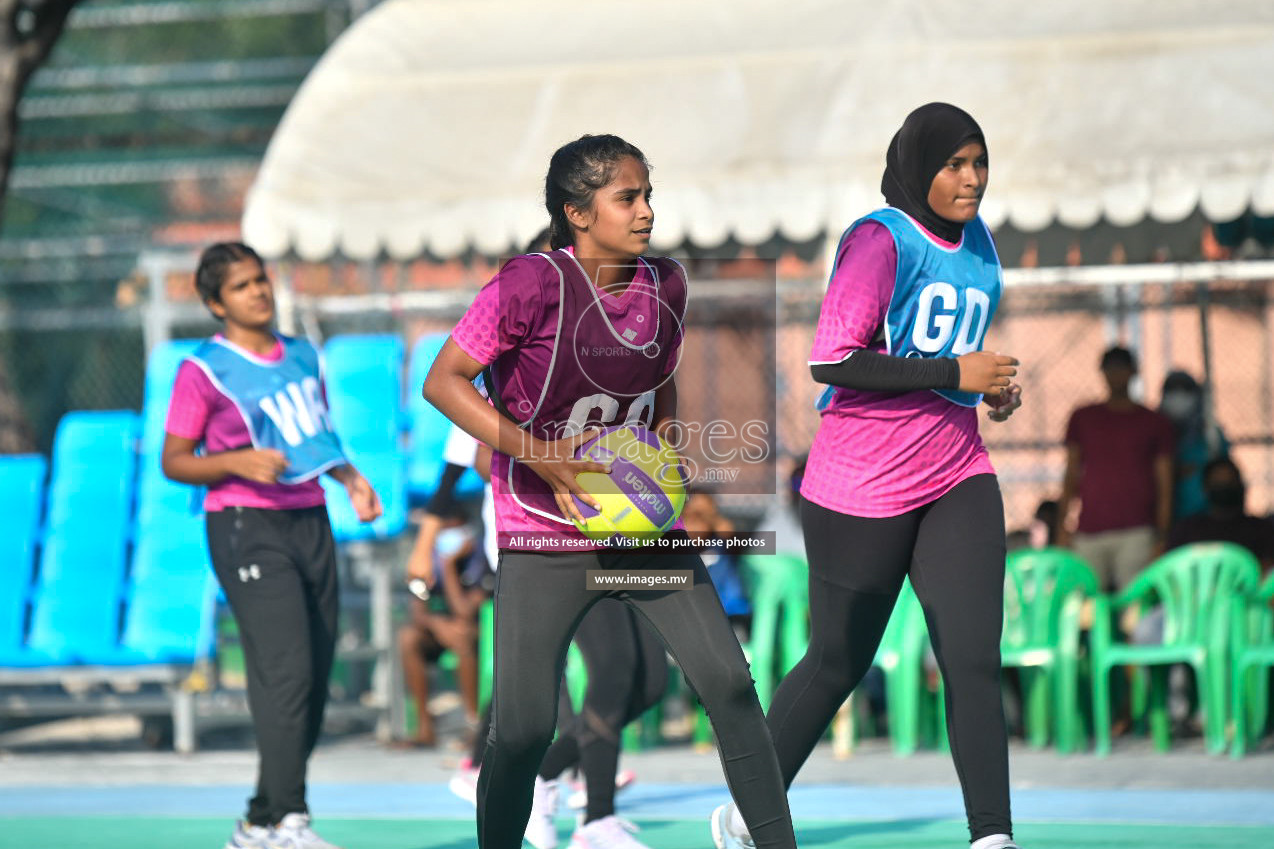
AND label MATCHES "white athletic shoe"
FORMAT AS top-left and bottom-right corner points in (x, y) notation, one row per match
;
(225, 820), (273, 849)
(525, 777), (561, 849)
(269, 813), (343, 849)
(569, 816), (650, 849)
(710, 803), (754, 849)
(566, 769), (637, 810)
(969, 835), (1020, 849)
(448, 758), (480, 807)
